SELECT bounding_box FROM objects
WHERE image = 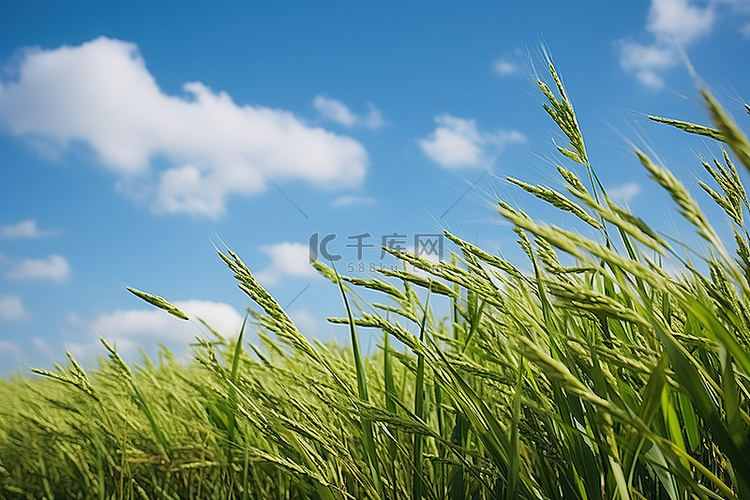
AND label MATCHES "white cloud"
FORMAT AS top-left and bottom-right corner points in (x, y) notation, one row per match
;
(313, 95), (356, 126)
(493, 48), (524, 77)
(65, 300), (244, 361)
(741, 21), (750, 37)
(647, 0), (715, 43)
(288, 309), (319, 334)
(419, 116), (483, 168)
(607, 182), (642, 204)
(617, 0), (750, 89)
(6, 254), (70, 283)
(0, 37), (369, 218)
(618, 42), (678, 89)
(0, 295), (31, 321)
(362, 104), (385, 129)
(255, 242), (319, 286)
(0, 219), (58, 239)
(493, 48), (525, 77)
(330, 194), (377, 208)
(493, 59), (519, 76)
(417, 114), (525, 169)
(313, 95), (384, 129)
